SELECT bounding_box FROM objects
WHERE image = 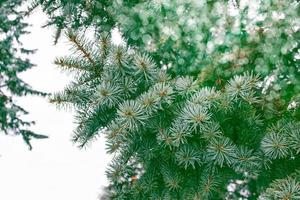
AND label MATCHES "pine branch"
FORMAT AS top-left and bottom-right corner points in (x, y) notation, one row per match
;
(67, 31), (96, 66)
(175, 145), (202, 169)
(73, 106), (116, 148)
(206, 137), (237, 167)
(261, 131), (290, 159)
(54, 56), (93, 72)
